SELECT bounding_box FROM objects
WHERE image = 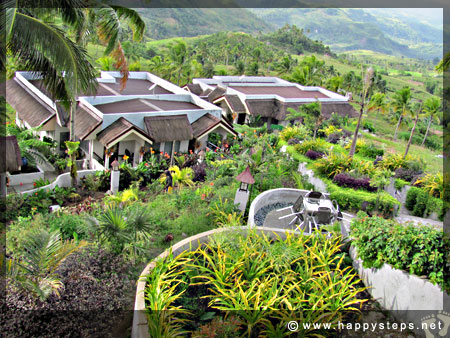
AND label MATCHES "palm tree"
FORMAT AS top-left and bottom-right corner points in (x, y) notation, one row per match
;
(367, 92), (387, 119)
(421, 97), (441, 146)
(166, 40), (190, 86)
(403, 101), (423, 159)
(390, 87), (412, 140)
(75, 5), (145, 88)
(286, 101), (322, 138)
(5, 229), (87, 301)
(348, 67), (375, 158)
